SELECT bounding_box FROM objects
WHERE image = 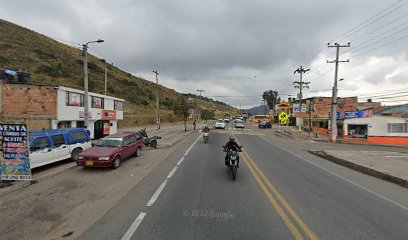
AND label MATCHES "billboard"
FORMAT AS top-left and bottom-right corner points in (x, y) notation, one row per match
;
(0, 124), (32, 181)
(293, 103), (307, 112)
(344, 109), (373, 119)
